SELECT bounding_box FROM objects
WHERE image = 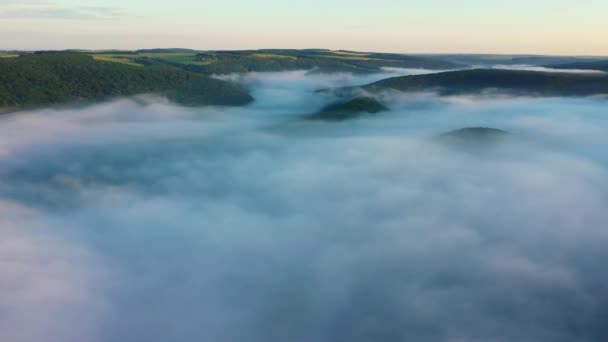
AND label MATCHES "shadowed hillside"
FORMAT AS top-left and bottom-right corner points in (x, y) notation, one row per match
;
(358, 69), (608, 96)
(547, 60), (608, 72)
